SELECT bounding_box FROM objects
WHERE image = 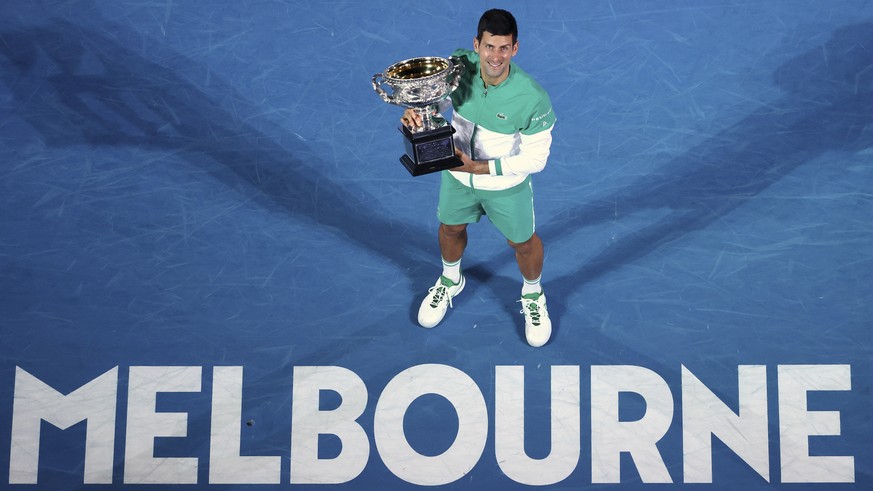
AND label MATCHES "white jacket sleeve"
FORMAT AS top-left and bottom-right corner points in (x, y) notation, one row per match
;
(489, 126), (554, 177)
